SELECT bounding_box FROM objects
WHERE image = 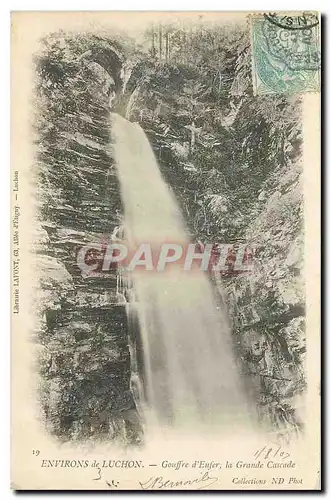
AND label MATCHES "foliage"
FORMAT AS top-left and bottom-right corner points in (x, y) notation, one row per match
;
(34, 23), (304, 443)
